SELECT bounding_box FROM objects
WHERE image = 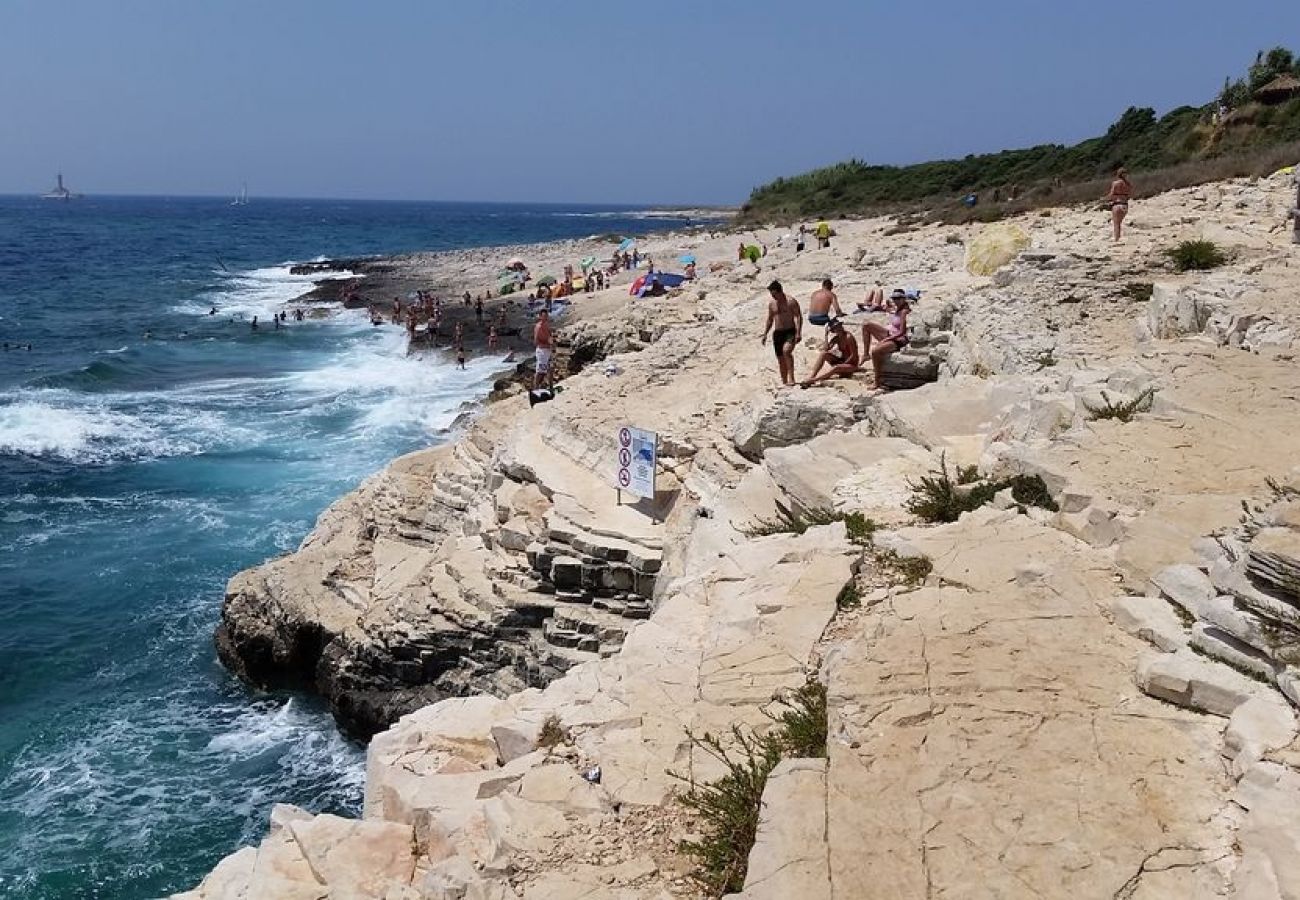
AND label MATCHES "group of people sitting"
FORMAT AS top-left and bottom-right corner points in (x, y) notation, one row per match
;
(761, 278), (912, 390)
